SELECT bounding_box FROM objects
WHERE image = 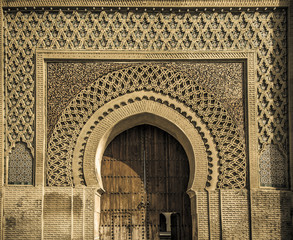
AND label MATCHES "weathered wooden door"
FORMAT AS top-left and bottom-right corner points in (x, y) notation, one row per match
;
(100, 125), (192, 240)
